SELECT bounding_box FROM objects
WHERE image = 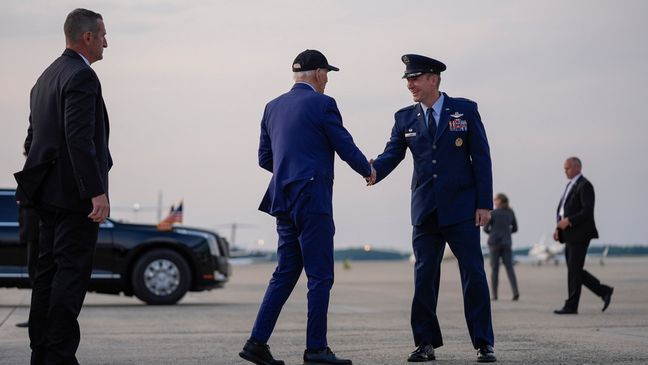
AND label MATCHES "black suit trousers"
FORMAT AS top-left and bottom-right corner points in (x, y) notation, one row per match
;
(19, 206), (41, 282)
(29, 205), (98, 365)
(564, 240), (611, 311)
